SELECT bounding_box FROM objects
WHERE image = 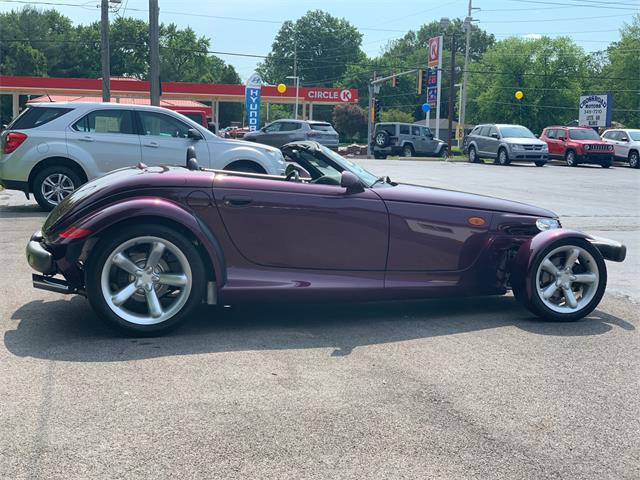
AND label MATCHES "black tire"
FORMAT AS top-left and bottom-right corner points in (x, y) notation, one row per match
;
(497, 148), (510, 166)
(601, 161), (612, 169)
(33, 165), (83, 211)
(374, 130), (390, 148)
(468, 145), (480, 163)
(402, 144), (415, 157)
(85, 224), (206, 336)
(534, 161), (546, 167)
(629, 151), (639, 169)
(439, 146), (449, 158)
(524, 238), (607, 322)
(373, 152), (386, 159)
(565, 150), (578, 167)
